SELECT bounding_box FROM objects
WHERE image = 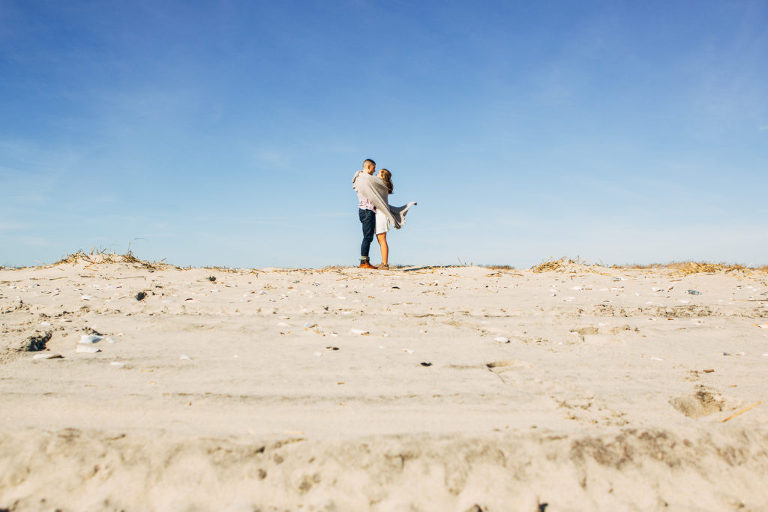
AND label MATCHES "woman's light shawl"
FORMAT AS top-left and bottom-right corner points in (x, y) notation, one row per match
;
(353, 172), (416, 229)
